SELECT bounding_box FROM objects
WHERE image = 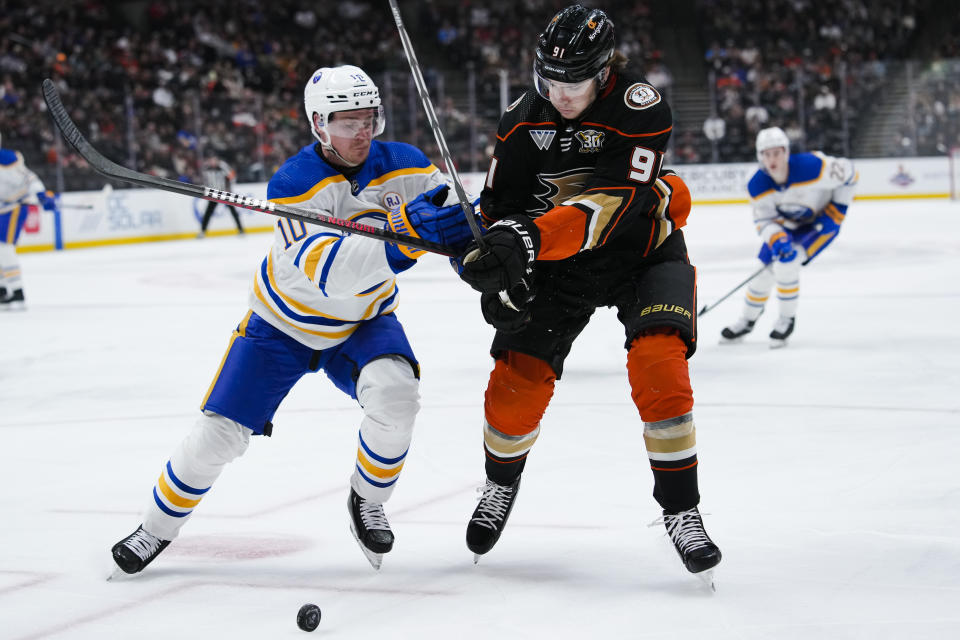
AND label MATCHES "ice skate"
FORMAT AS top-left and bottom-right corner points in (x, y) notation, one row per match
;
(348, 488), (393, 570)
(769, 316), (795, 348)
(720, 317), (755, 342)
(0, 288), (25, 311)
(657, 507), (721, 591)
(466, 476), (521, 562)
(110, 525), (170, 578)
